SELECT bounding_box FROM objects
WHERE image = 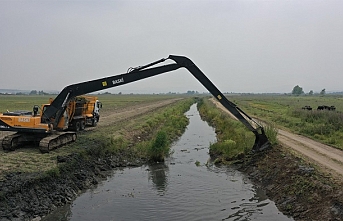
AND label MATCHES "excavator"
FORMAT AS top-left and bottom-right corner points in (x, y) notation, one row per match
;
(0, 55), (270, 153)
